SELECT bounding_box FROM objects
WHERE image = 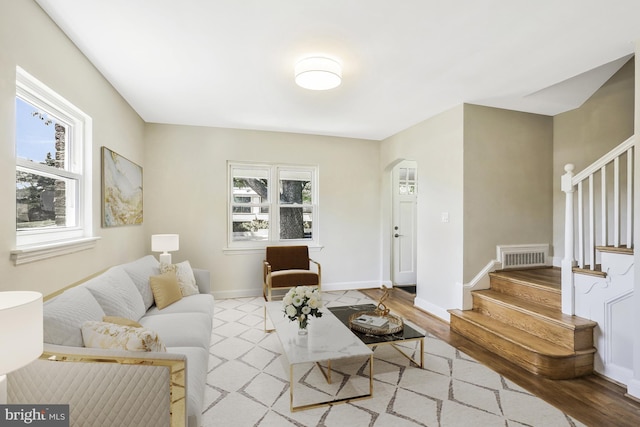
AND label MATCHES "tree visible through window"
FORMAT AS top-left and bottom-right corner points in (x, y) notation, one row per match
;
(229, 163), (317, 246)
(16, 97), (71, 230)
(14, 66), (92, 250)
